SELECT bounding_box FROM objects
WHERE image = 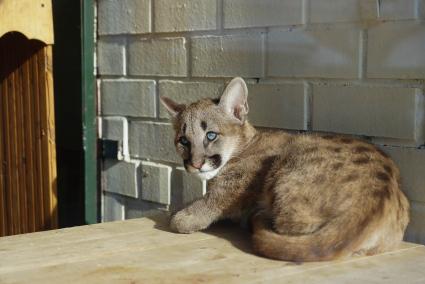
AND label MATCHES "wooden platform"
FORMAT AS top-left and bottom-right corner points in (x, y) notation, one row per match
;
(1, 214), (425, 283)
